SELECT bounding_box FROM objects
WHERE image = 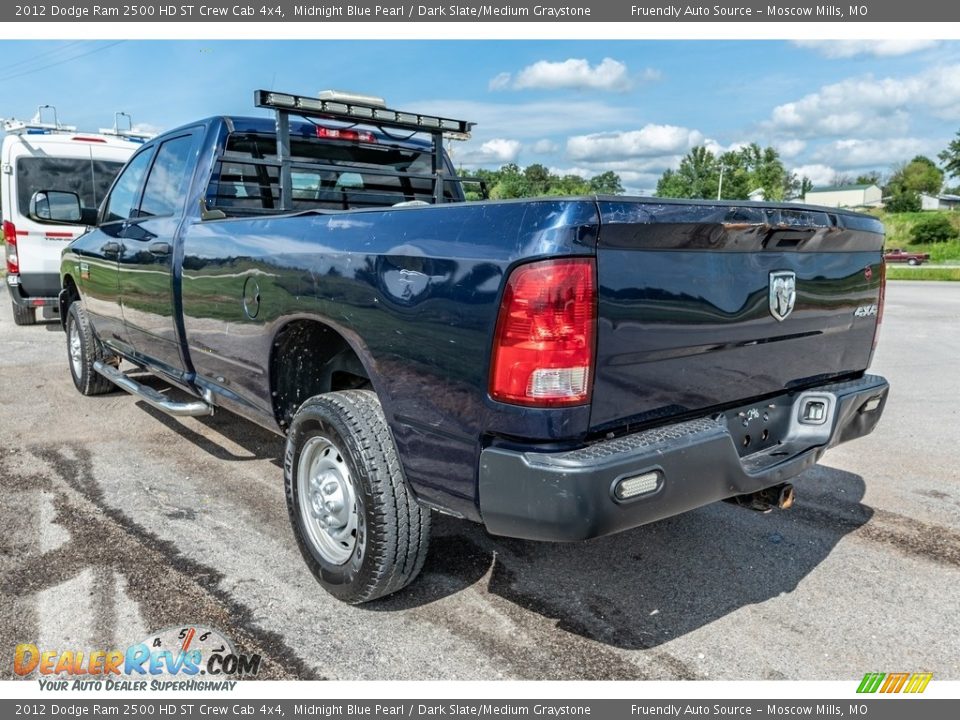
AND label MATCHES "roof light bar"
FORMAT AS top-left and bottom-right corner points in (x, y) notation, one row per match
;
(255, 89), (474, 139)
